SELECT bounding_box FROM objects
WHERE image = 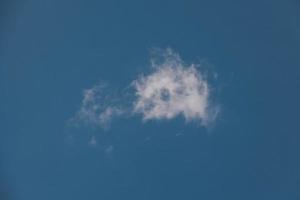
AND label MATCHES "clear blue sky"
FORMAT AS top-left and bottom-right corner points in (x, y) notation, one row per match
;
(1, 0), (300, 199)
